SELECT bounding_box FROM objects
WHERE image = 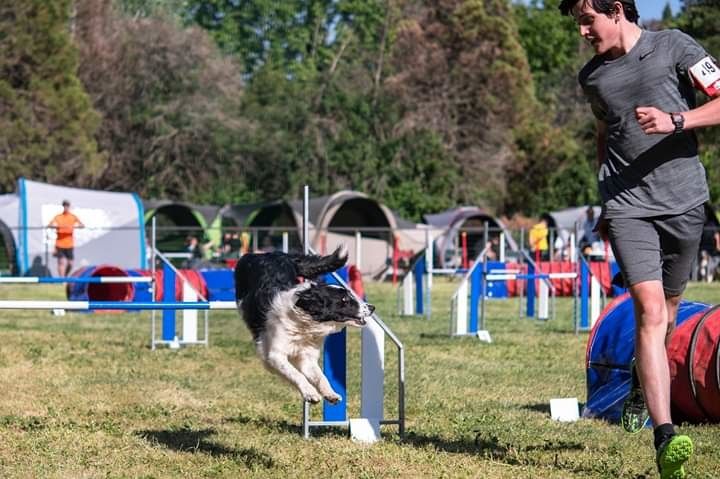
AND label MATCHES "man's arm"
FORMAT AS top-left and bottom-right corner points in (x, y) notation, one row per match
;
(682, 94), (720, 130)
(635, 94), (720, 134)
(594, 120), (609, 241)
